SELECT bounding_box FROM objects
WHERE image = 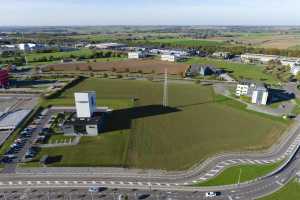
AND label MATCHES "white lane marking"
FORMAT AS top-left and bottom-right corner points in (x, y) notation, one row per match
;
(276, 181), (284, 186)
(64, 181), (69, 184)
(82, 181), (87, 184)
(73, 181), (78, 184)
(55, 181), (60, 184)
(128, 182), (133, 185)
(27, 181), (32, 185)
(228, 196), (233, 200)
(46, 181), (50, 185)
(199, 177), (207, 181)
(110, 181), (115, 185)
(8, 181), (13, 185)
(18, 181), (22, 185)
